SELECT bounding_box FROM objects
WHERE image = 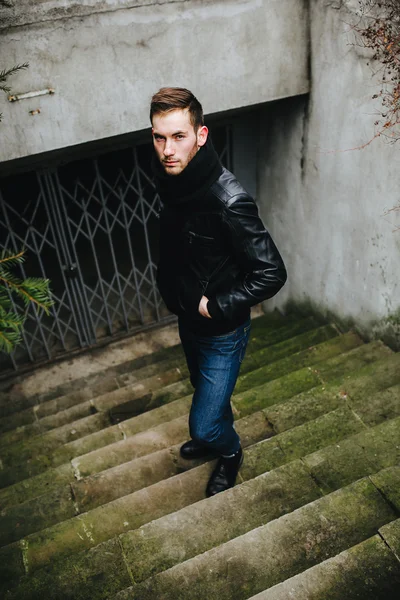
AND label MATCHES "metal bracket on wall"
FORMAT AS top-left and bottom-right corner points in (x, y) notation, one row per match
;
(8, 88), (55, 102)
